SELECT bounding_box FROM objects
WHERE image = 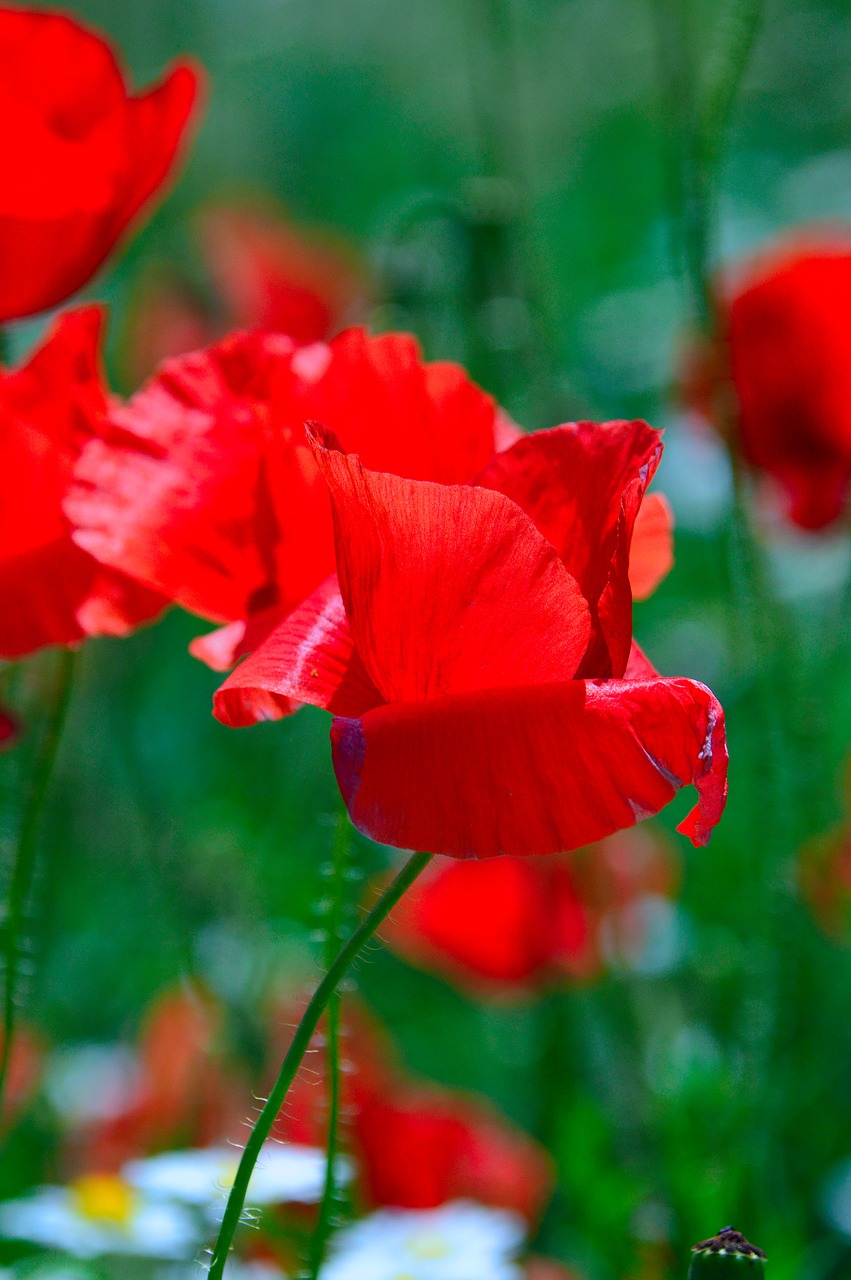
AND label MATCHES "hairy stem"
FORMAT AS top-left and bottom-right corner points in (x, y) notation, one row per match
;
(207, 849), (433, 1279)
(305, 819), (352, 1280)
(0, 648), (76, 1120)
